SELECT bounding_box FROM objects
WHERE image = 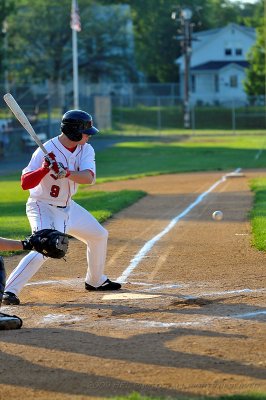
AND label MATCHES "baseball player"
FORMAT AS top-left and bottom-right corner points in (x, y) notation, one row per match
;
(3, 110), (121, 306)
